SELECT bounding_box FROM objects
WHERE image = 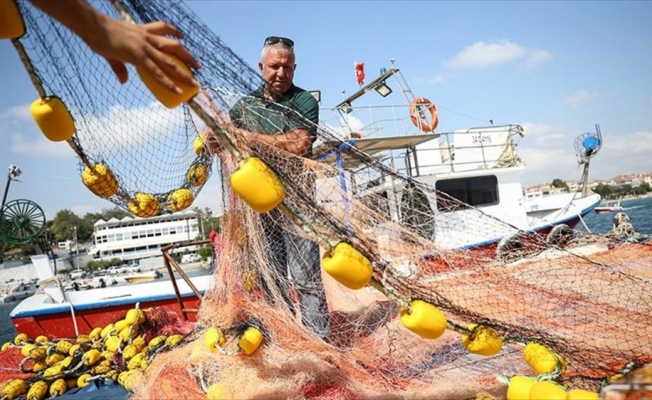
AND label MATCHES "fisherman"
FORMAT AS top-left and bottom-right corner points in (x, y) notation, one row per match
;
(227, 36), (330, 343)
